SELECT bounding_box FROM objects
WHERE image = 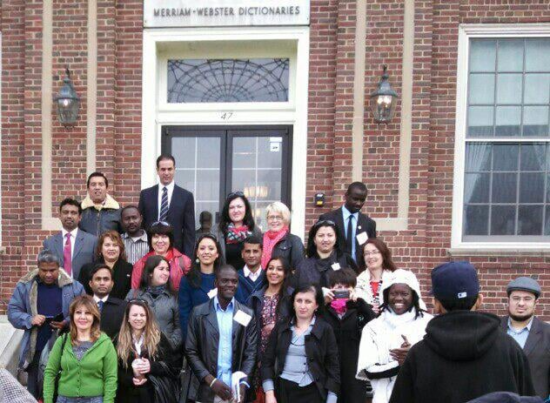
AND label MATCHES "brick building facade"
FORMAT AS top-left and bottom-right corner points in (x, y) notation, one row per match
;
(1, 0), (550, 316)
